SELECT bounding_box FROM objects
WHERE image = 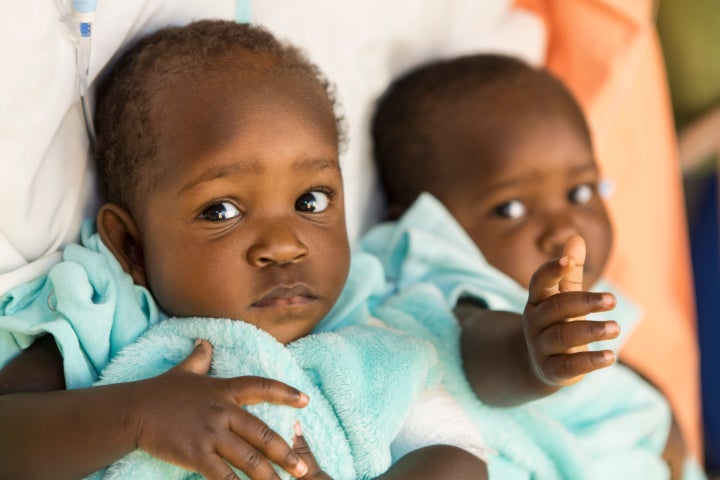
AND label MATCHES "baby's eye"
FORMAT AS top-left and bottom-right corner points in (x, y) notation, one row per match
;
(493, 200), (527, 220)
(296, 191), (330, 213)
(199, 201), (241, 221)
(568, 184), (595, 205)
